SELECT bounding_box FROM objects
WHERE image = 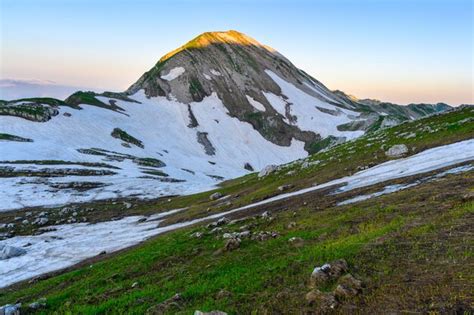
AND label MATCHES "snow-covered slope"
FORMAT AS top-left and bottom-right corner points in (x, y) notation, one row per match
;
(0, 30), (450, 211)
